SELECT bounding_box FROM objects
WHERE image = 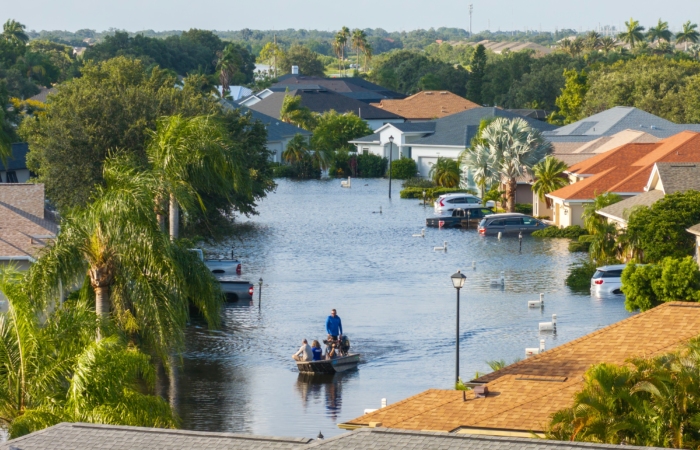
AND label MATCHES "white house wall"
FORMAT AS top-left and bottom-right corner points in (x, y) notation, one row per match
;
(412, 147), (462, 177)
